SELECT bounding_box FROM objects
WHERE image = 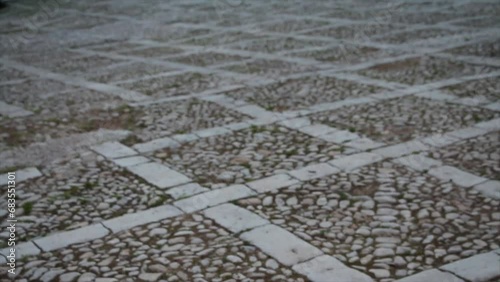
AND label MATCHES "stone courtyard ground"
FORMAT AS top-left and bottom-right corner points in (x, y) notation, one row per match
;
(0, 0), (499, 281)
